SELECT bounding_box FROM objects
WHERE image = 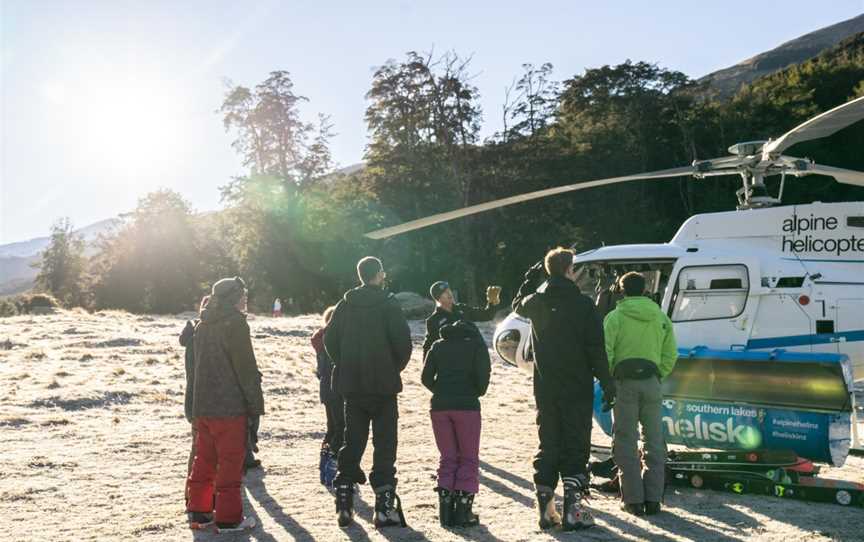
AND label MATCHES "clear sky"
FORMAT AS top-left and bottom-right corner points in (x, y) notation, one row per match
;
(1, 0), (863, 243)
